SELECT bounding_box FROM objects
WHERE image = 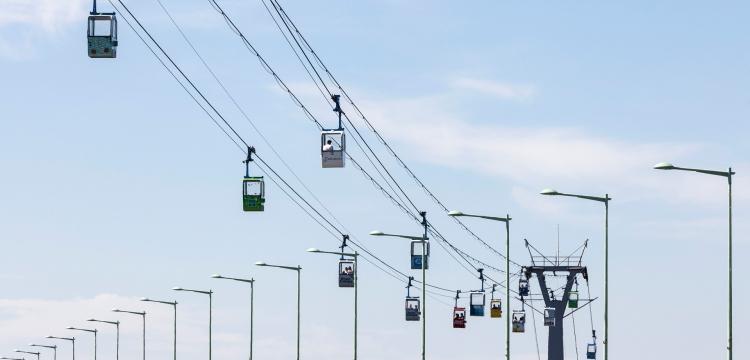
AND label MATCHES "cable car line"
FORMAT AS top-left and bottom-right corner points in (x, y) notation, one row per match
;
(262, 0), (523, 268)
(111, 0), (250, 152)
(207, 0), (512, 293)
(112, 0), (470, 297)
(107, 0), (244, 154)
(205, 0), (418, 216)
(151, 0), (457, 294)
